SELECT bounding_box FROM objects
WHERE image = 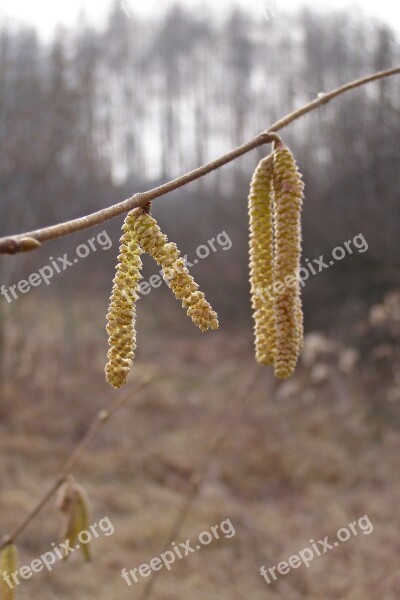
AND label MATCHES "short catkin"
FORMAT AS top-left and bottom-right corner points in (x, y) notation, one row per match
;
(57, 478), (91, 561)
(1, 542), (18, 600)
(248, 154), (276, 365)
(134, 211), (219, 332)
(105, 211), (142, 389)
(272, 142), (304, 379)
